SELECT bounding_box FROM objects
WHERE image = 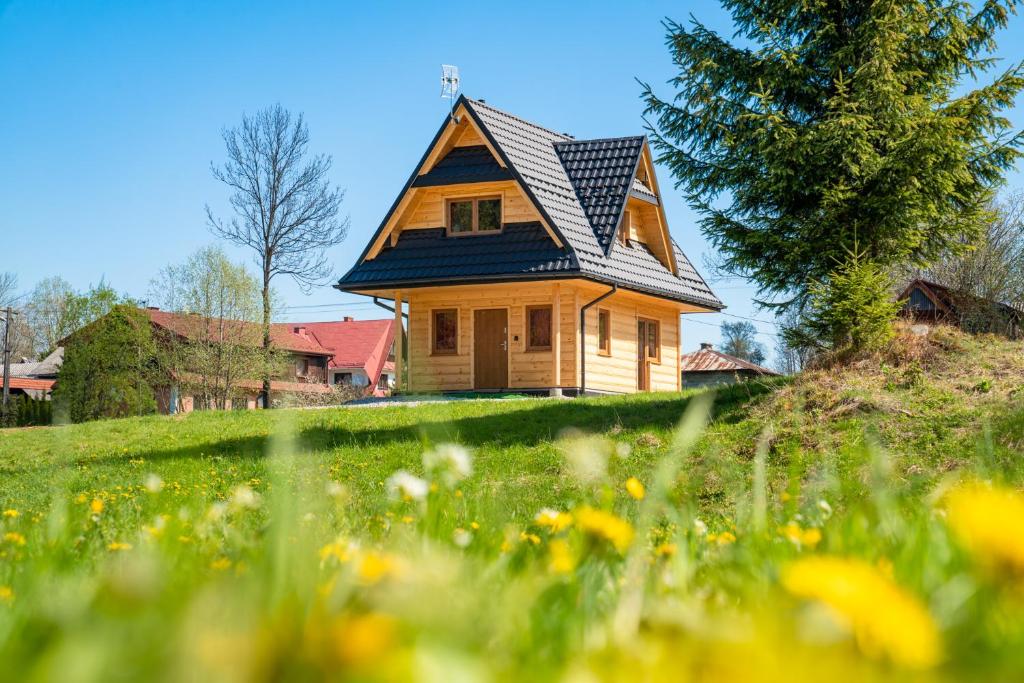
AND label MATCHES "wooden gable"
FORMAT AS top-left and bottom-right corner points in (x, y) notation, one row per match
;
(614, 141), (678, 275)
(364, 103), (562, 260)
